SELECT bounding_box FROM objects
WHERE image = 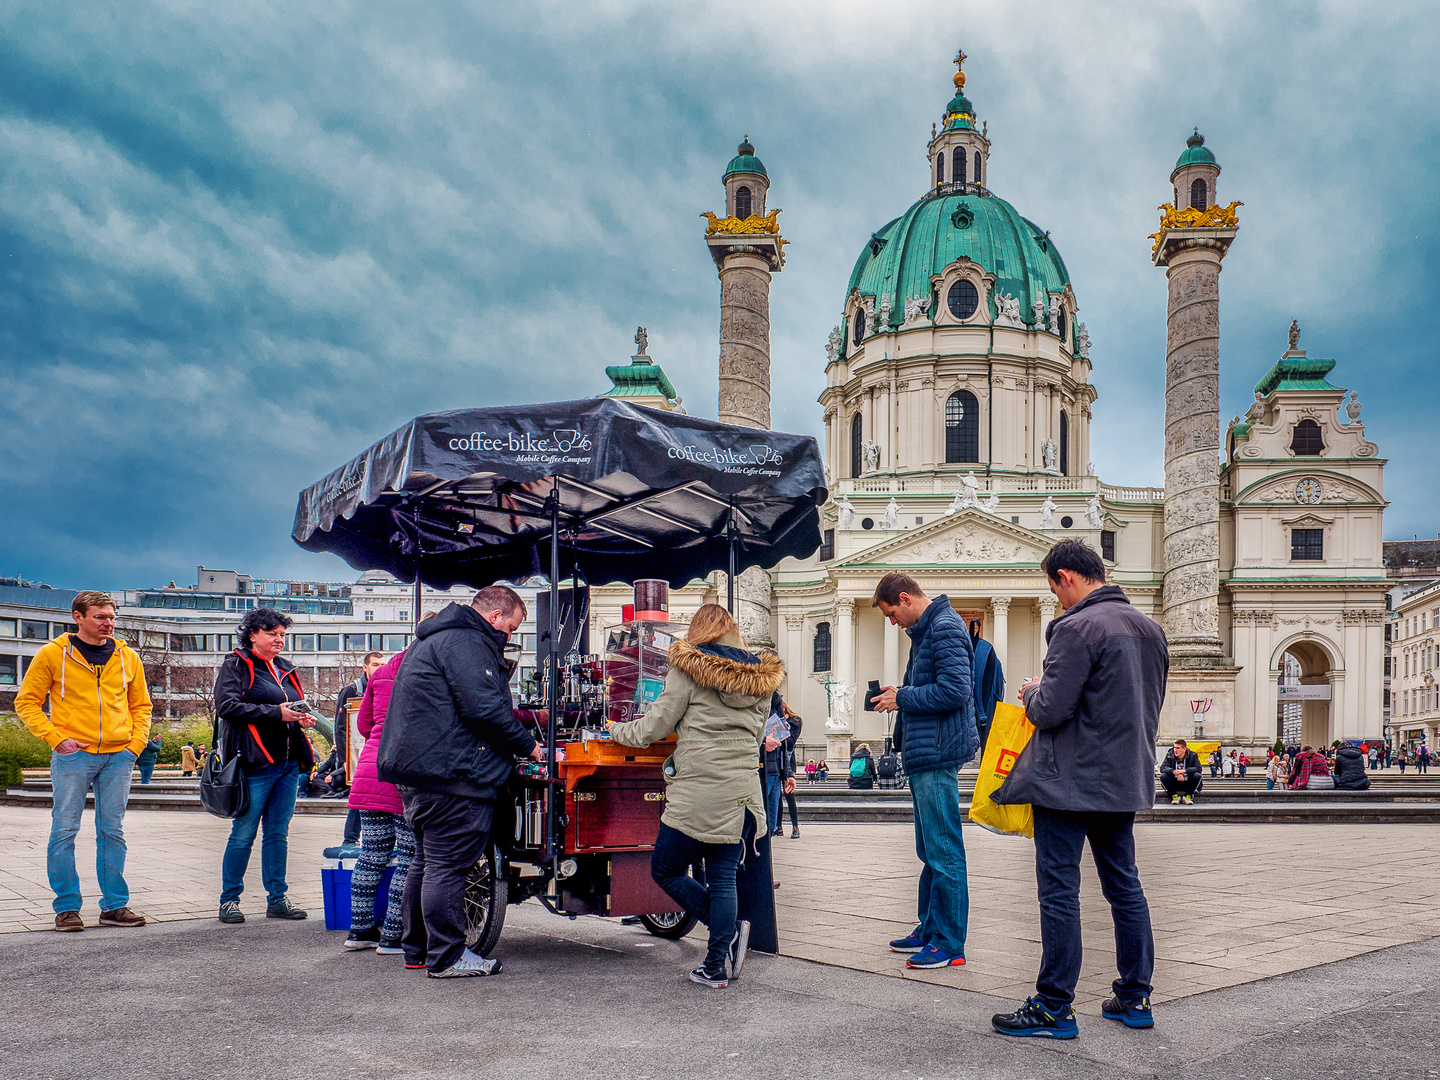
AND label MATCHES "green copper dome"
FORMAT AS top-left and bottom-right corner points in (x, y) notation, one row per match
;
(724, 137), (768, 179)
(1174, 129), (1217, 170)
(944, 92), (974, 130)
(844, 192), (1071, 336)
